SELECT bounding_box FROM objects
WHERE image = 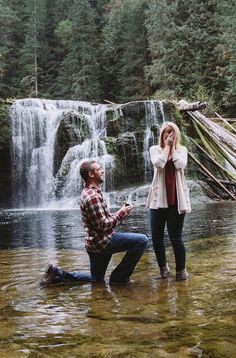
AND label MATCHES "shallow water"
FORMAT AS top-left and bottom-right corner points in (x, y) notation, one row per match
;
(0, 202), (236, 357)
